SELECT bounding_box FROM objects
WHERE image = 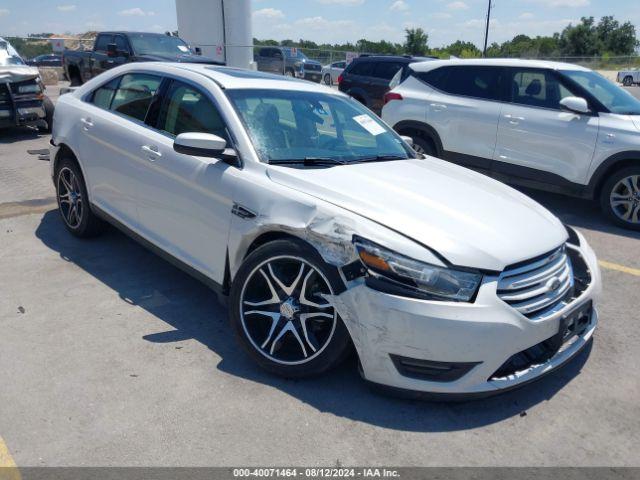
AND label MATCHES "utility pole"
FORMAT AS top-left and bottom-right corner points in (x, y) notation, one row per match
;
(482, 0), (492, 57)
